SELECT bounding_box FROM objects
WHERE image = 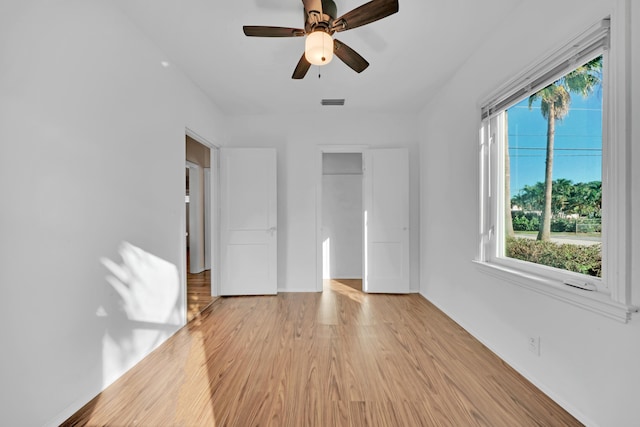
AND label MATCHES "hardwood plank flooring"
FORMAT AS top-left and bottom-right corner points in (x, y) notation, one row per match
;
(187, 268), (215, 322)
(64, 280), (581, 426)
